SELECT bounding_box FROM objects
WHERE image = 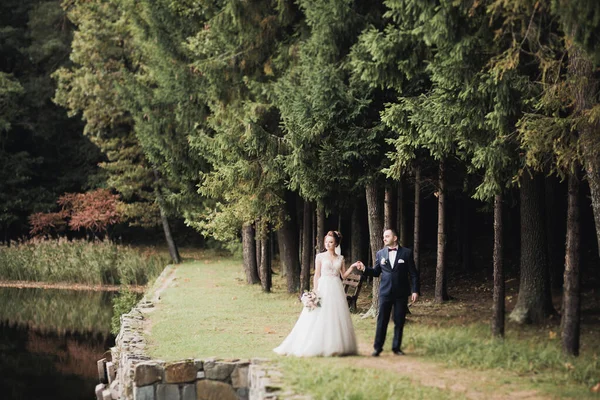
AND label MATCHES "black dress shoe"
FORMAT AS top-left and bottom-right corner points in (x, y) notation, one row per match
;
(371, 350), (381, 357)
(392, 349), (405, 355)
